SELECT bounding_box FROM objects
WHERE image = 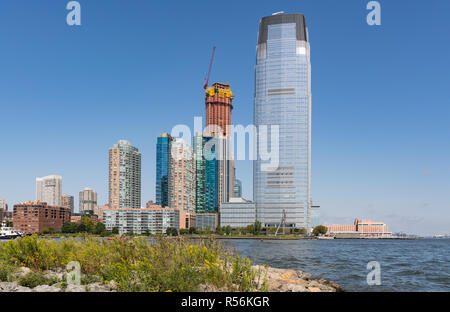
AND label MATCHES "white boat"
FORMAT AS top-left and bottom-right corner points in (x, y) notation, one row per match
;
(0, 221), (23, 240)
(317, 235), (335, 240)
